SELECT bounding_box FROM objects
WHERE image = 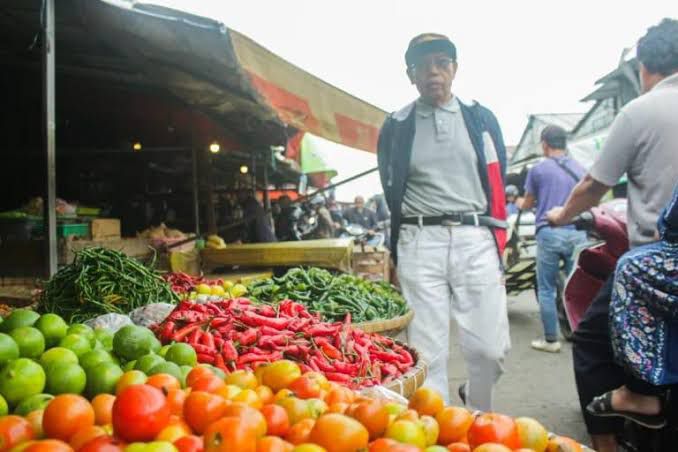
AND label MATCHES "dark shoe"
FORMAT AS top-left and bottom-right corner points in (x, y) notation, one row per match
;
(586, 391), (667, 430)
(458, 383), (467, 406)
